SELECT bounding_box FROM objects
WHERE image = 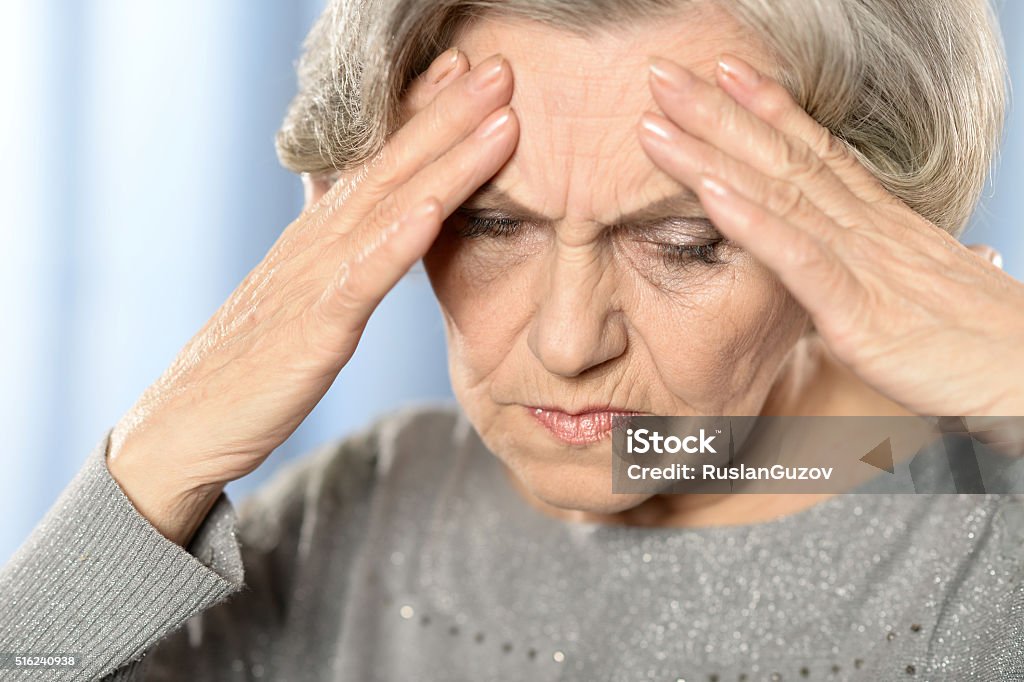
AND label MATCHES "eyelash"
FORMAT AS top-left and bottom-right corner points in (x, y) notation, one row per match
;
(456, 215), (726, 266)
(457, 215), (522, 239)
(653, 241), (725, 266)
